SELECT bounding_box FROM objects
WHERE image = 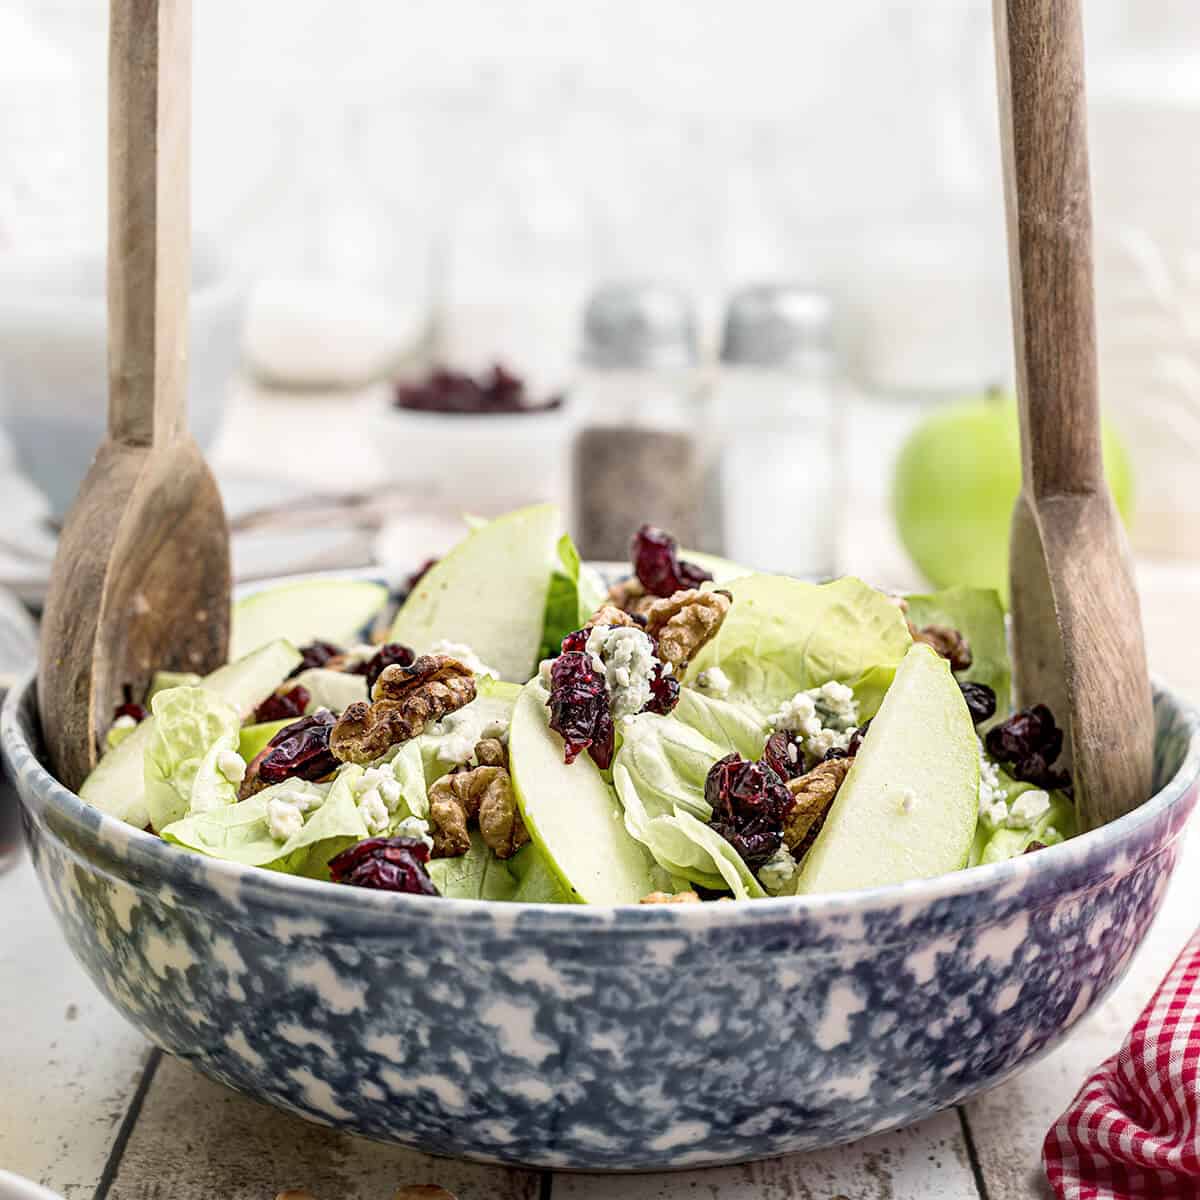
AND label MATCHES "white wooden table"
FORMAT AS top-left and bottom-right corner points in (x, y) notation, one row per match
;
(1, 822), (1195, 1200)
